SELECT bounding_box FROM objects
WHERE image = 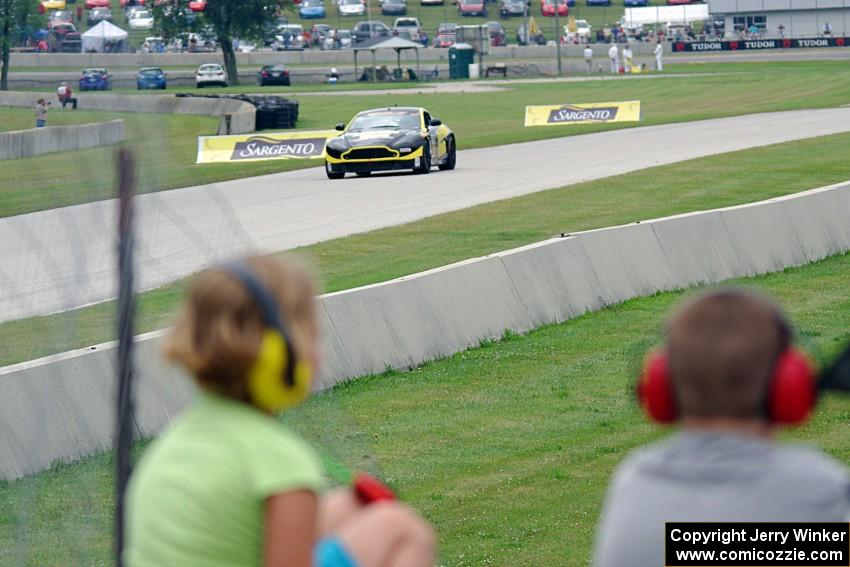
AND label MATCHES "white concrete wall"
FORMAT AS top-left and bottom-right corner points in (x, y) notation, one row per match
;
(2, 180), (850, 480)
(0, 120), (125, 160)
(0, 92), (255, 135)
